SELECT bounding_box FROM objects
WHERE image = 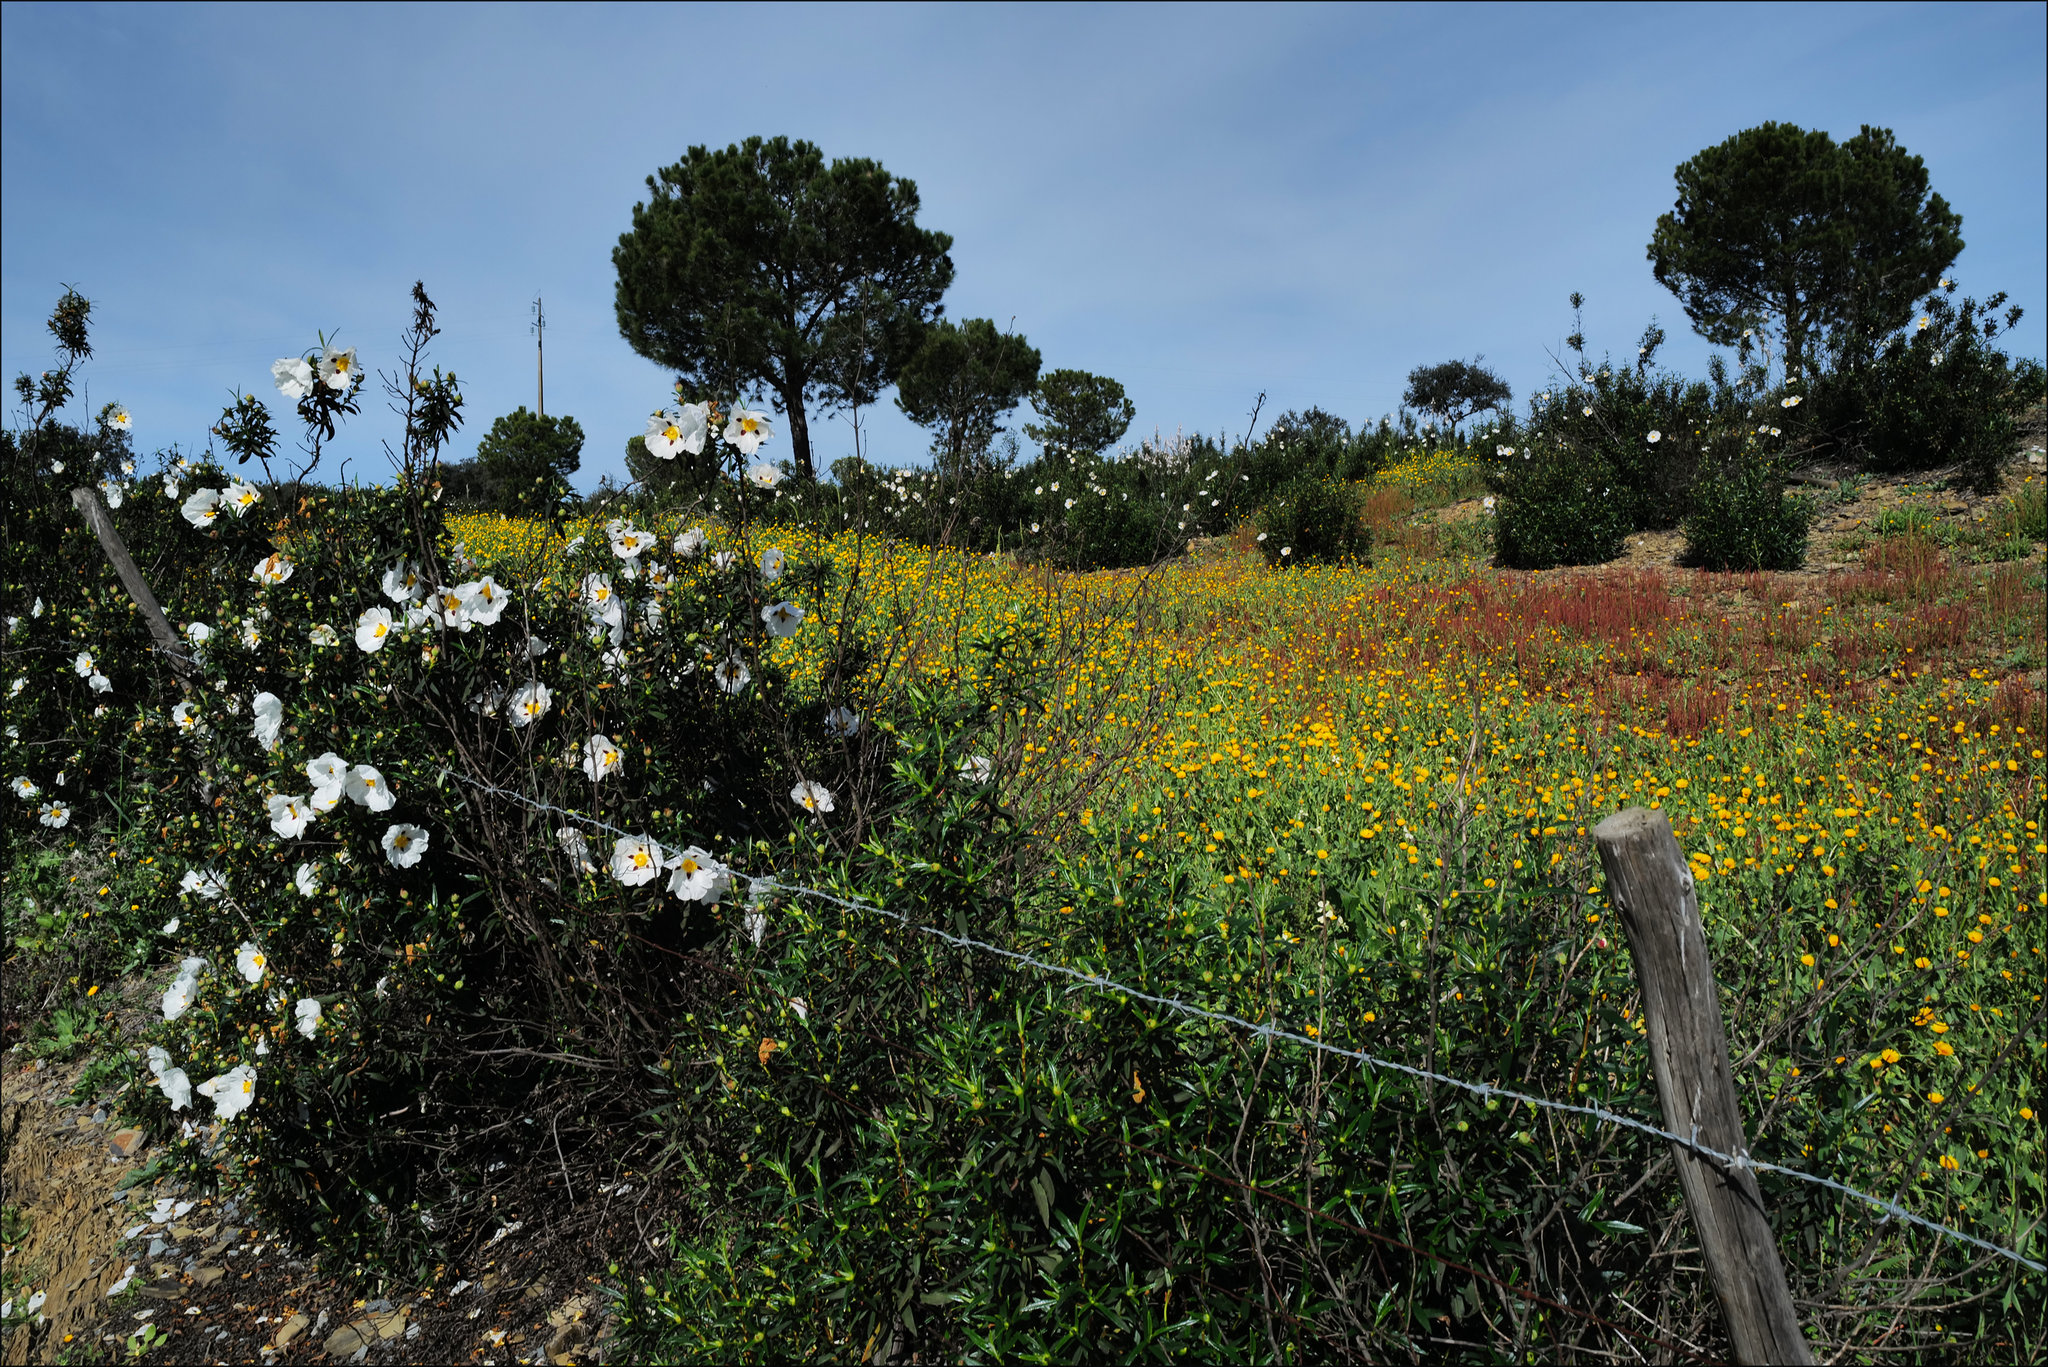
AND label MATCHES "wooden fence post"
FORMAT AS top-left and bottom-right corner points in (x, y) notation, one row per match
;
(1592, 806), (1812, 1366)
(70, 486), (195, 687)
